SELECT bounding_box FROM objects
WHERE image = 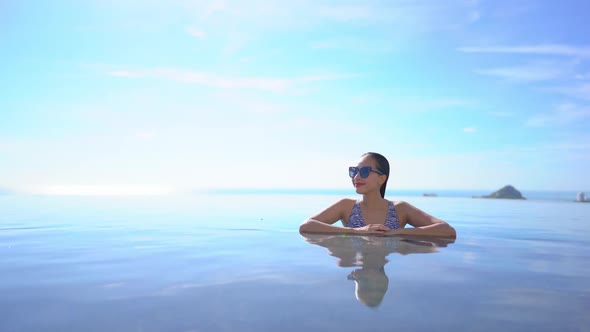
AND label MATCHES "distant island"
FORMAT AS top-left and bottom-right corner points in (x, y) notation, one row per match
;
(476, 185), (526, 200)
(423, 193), (438, 197)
